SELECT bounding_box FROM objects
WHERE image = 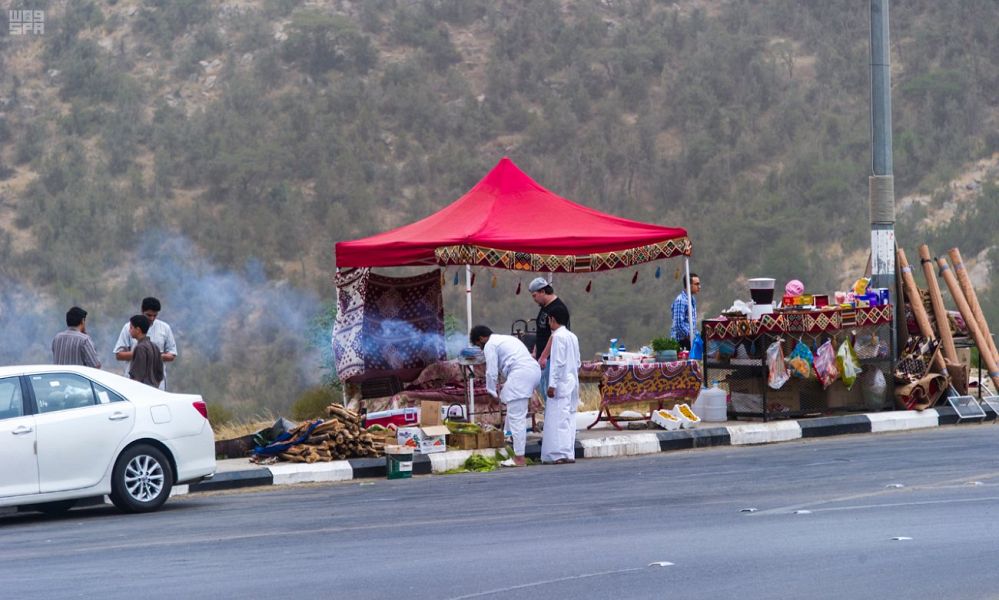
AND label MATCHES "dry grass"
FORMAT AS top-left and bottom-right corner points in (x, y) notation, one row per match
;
(213, 411), (282, 442)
